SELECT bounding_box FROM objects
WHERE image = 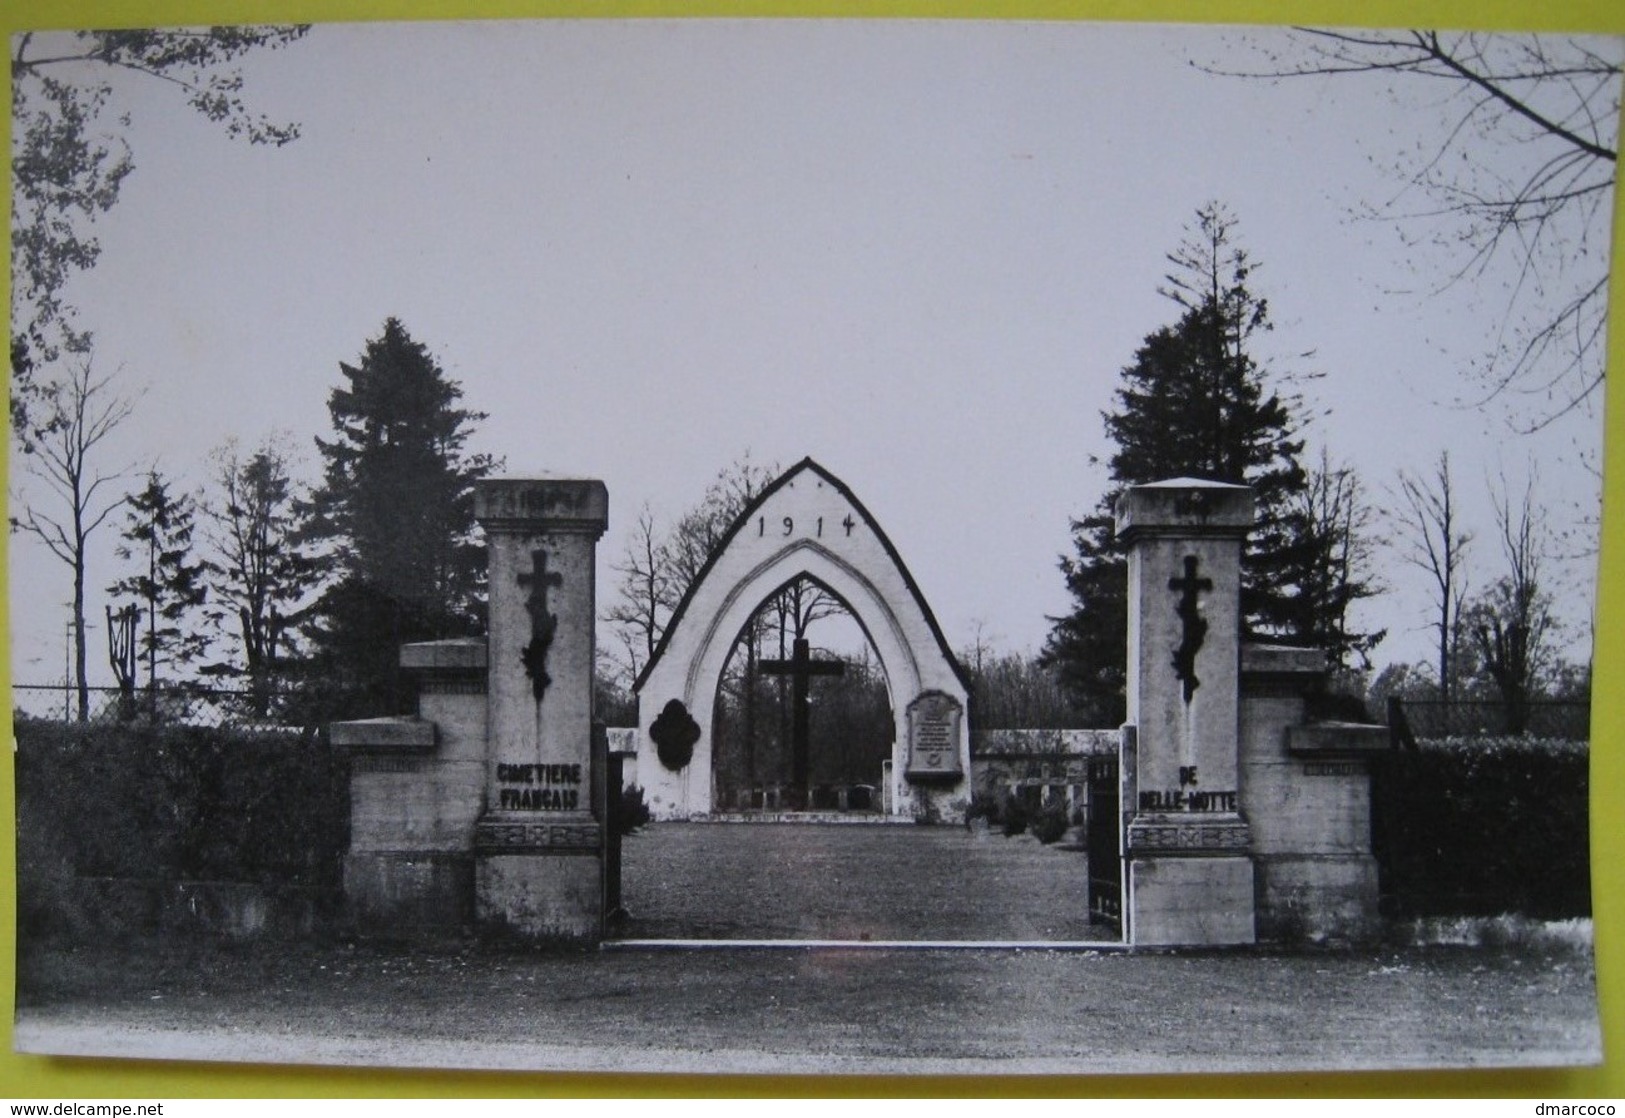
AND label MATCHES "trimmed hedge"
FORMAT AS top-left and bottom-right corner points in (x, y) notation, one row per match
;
(1370, 736), (1589, 920)
(15, 718), (349, 937)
